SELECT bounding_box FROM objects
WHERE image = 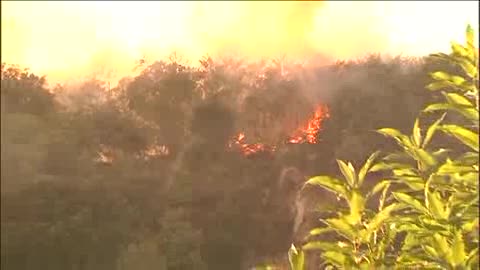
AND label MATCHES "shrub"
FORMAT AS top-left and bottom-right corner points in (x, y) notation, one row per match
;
(289, 25), (479, 269)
